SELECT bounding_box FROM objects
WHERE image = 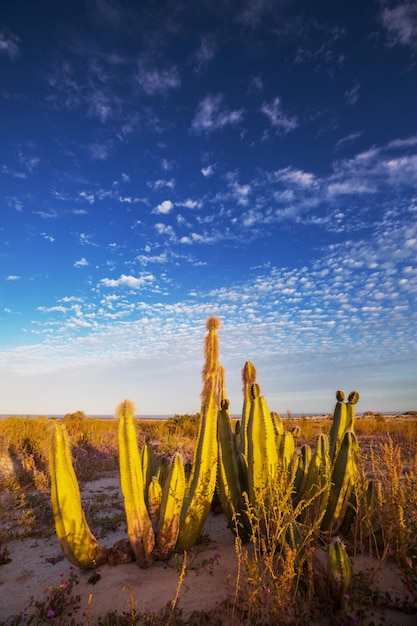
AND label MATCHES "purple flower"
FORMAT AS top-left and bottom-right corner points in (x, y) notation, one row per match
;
(213, 552), (221, 559)
(47, 609), (55, 618)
